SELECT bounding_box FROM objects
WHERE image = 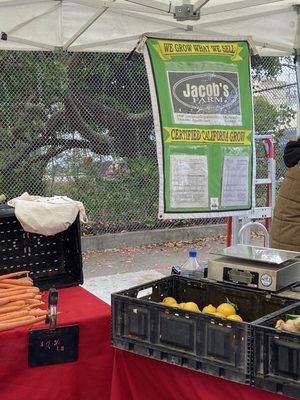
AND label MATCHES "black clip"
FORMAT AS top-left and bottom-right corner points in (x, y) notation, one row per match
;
(171, 266), (181, 275)
(46, 288), (58, 331)
(126, 46), (138, 62)
(1, 32), (7, 41)
(251, 54), (262, 68)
